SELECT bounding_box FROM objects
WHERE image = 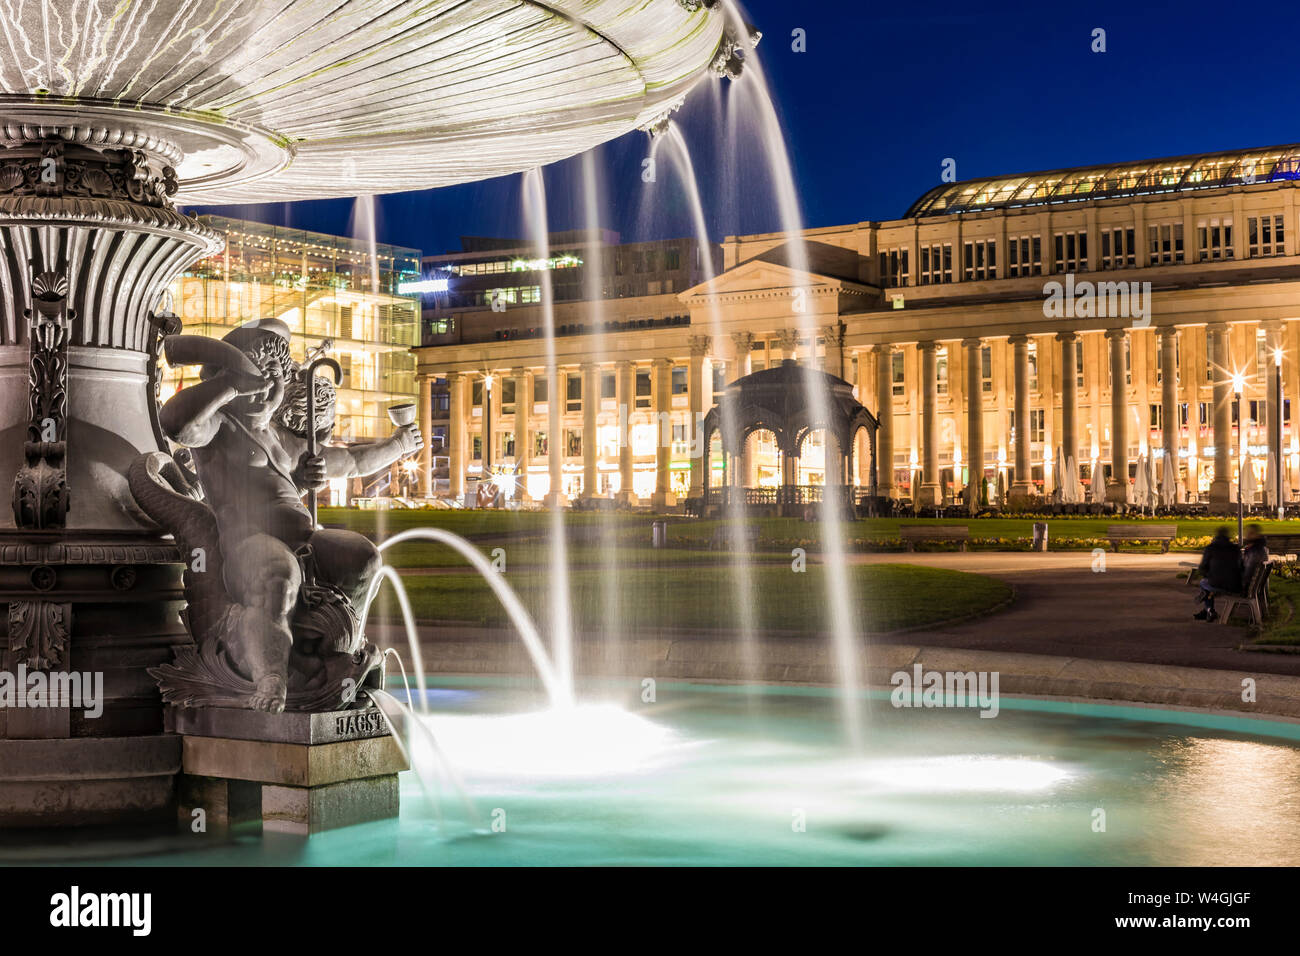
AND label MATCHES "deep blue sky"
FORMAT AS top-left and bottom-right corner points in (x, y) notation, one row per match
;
(184, 0), (1296, 258)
